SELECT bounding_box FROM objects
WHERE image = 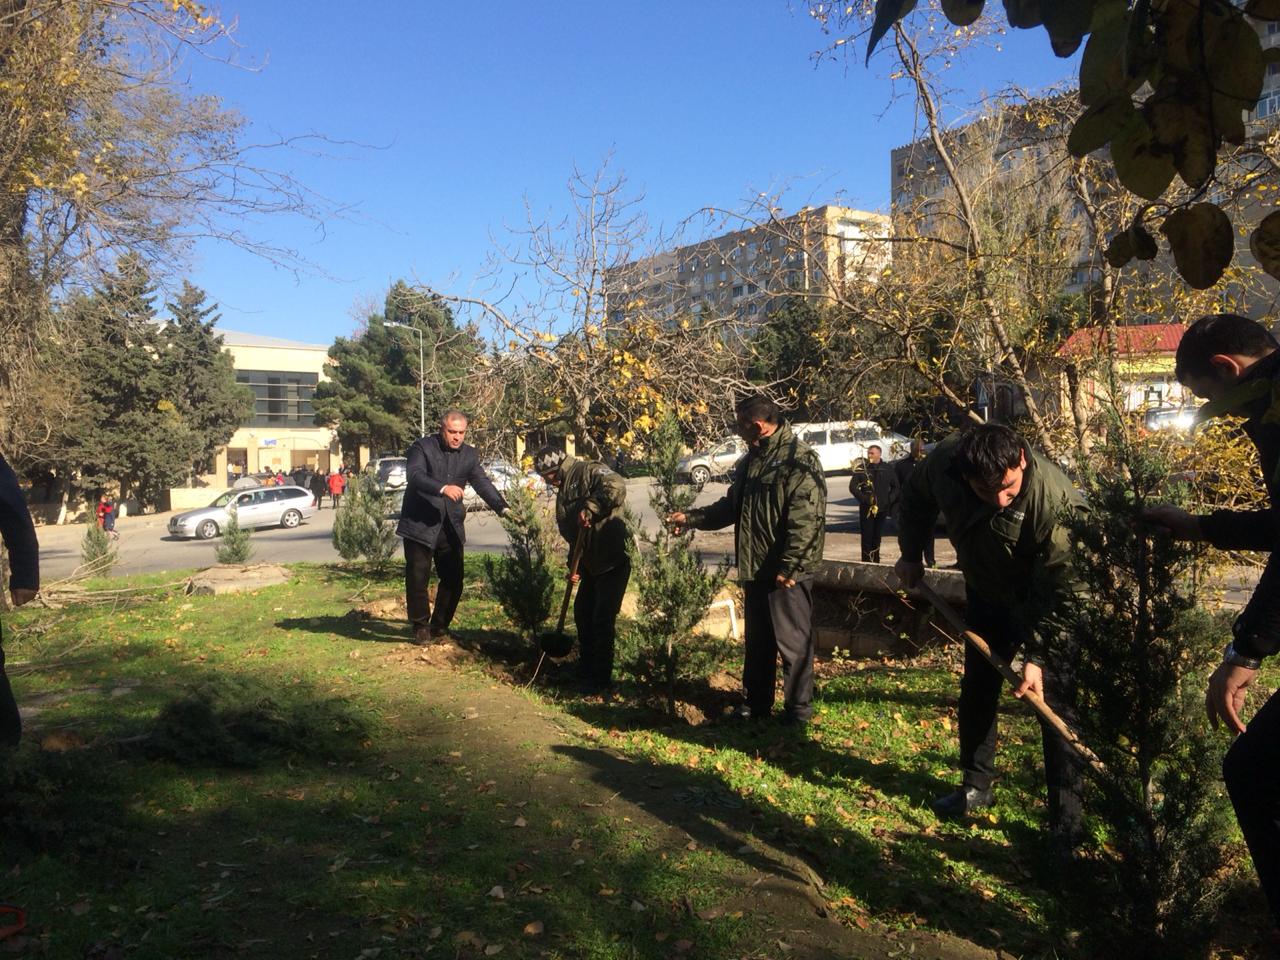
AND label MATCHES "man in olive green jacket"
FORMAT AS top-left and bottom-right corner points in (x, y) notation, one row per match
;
(535, 446), (631, 692)
(668, 395), (827, 726)
(895, 424), (1085, 840)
